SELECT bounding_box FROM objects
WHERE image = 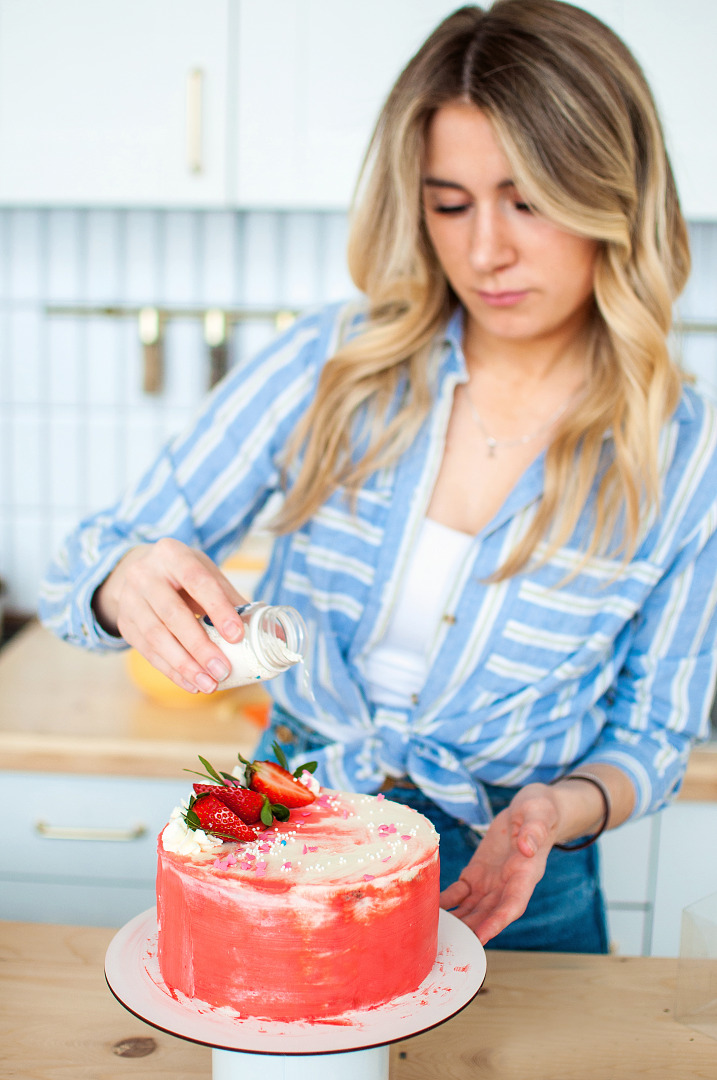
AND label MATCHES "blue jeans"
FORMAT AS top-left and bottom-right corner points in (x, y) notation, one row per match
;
(256, 711), (609, 954)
